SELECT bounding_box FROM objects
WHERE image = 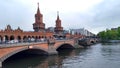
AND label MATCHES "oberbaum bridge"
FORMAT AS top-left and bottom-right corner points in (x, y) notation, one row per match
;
(0, 3), (98, 67)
